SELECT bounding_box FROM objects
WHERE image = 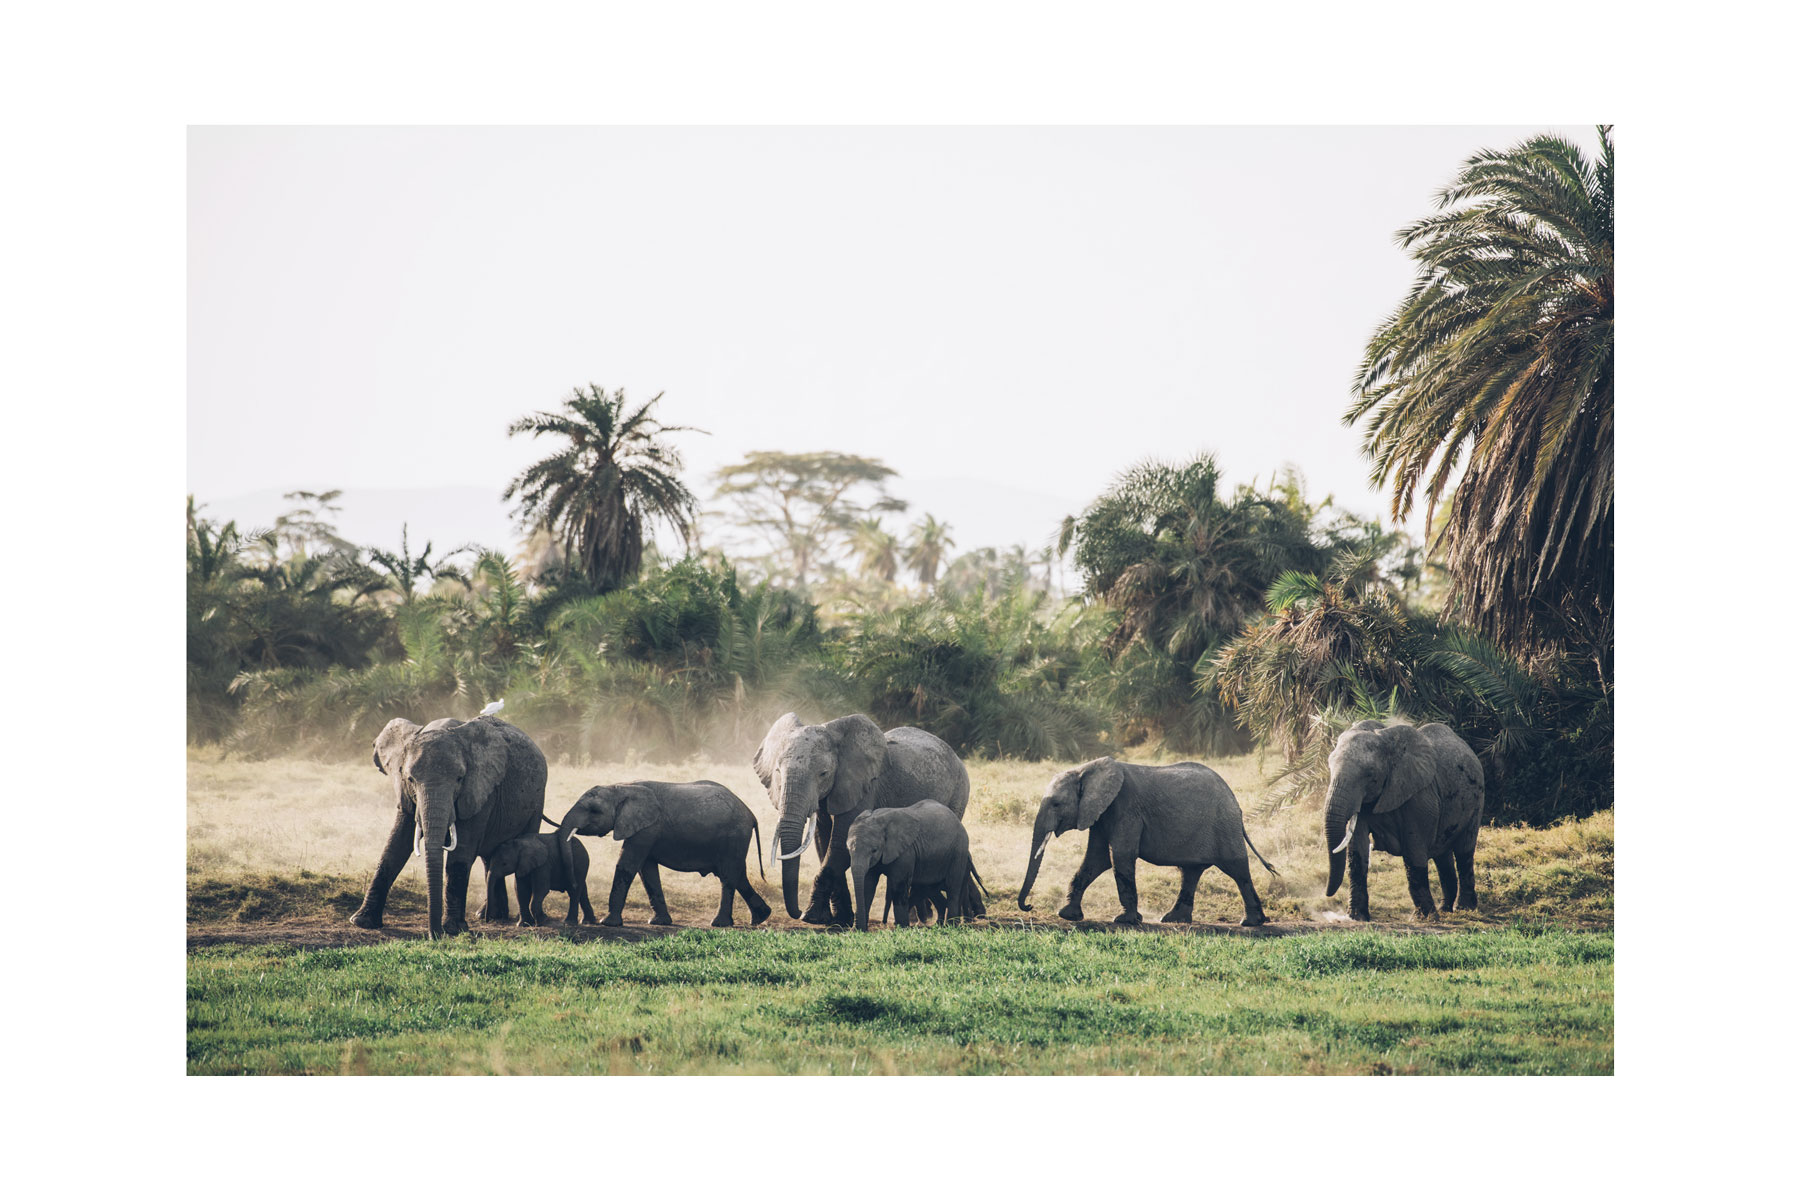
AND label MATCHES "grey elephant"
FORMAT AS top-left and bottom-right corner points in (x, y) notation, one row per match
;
(352, 714), (548, 938)
(1323, 720), (1484, 921)
(1017, 757), (1277, 926)
(485, 832), (598, 926)
(847, 800), (983, 931)
(753, 712), (971, 925)
(555, 780), (771, 928)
